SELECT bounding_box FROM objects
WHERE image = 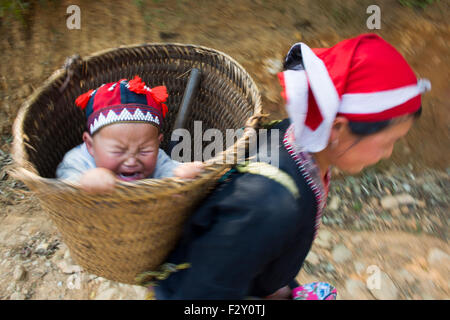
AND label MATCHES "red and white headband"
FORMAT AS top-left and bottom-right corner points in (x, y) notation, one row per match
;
(278, 34), (431, 152)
